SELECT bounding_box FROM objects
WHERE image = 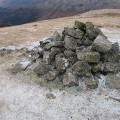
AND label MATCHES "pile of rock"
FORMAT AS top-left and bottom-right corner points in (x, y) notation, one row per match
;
(31, 21), (120, 89)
